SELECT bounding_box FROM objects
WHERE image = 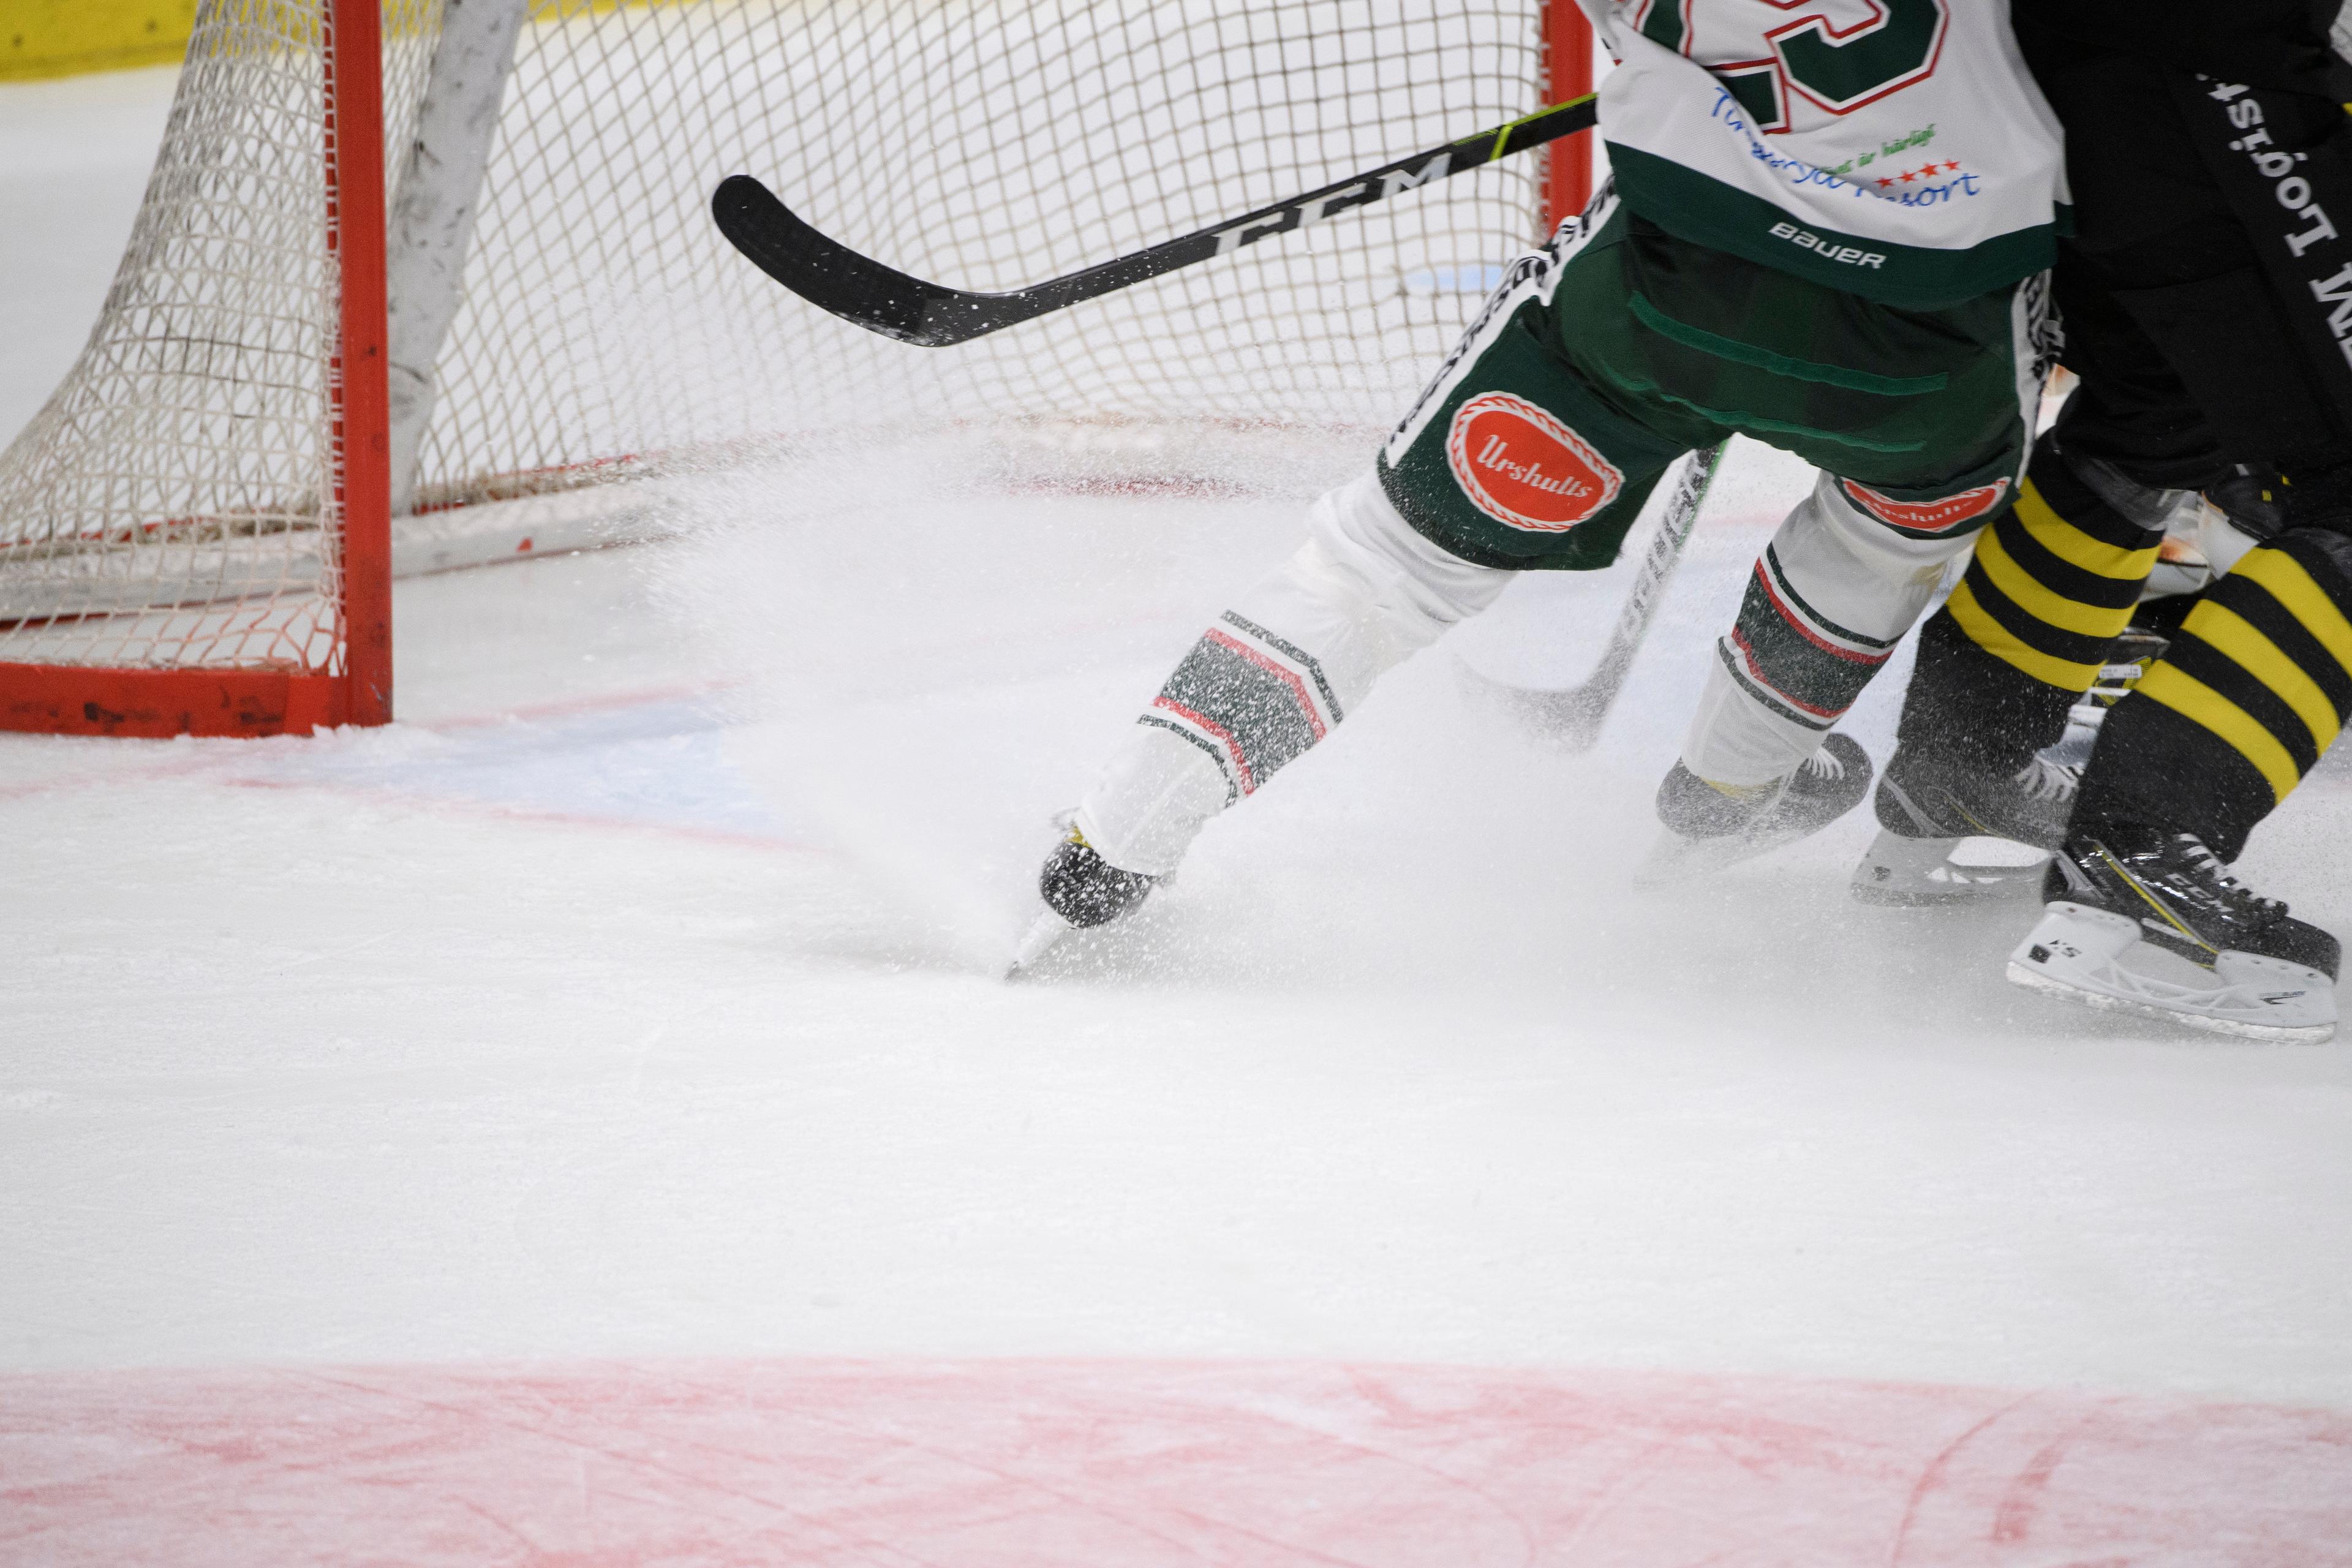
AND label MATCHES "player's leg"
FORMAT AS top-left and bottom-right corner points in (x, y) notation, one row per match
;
(1988, 32), (2352, 1032)
(2073, 529), (2352, 863)
(1046, 469), (1517, 915)
(1023, 193), (1688, 956)
(1856, 130), (2296, 903)
(1660, 469), (1993, 863)
(2008, 520), (2352, 1039)
(1536, 216), (2048, 865)
(1868, 27), (2352, 933)
(1856, 430), (2173, 901)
